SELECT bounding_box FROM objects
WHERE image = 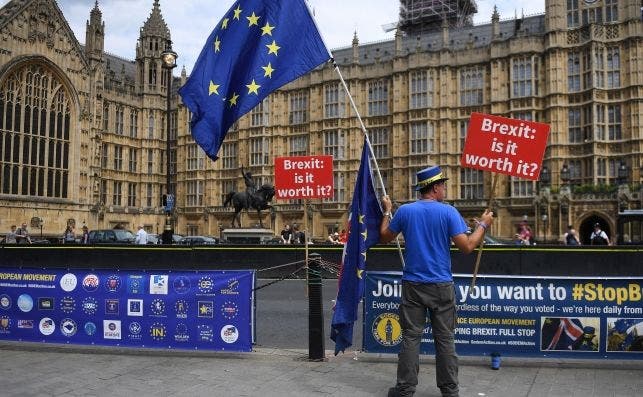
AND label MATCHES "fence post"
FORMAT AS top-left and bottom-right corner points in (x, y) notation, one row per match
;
(307, 252), (325, 360)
